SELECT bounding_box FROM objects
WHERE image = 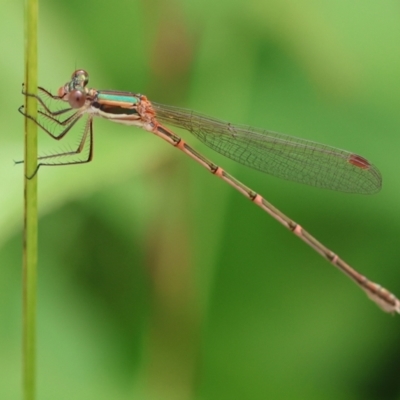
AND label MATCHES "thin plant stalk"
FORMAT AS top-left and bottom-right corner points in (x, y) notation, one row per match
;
(23, 1), (39, 399)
